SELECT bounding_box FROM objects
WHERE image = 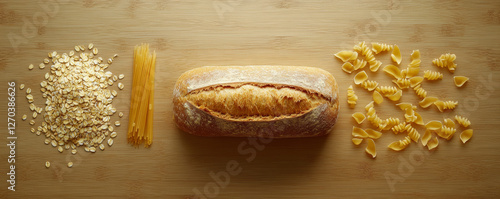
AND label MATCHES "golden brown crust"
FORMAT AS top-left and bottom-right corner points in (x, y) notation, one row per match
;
(173, 65), (339, 138)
